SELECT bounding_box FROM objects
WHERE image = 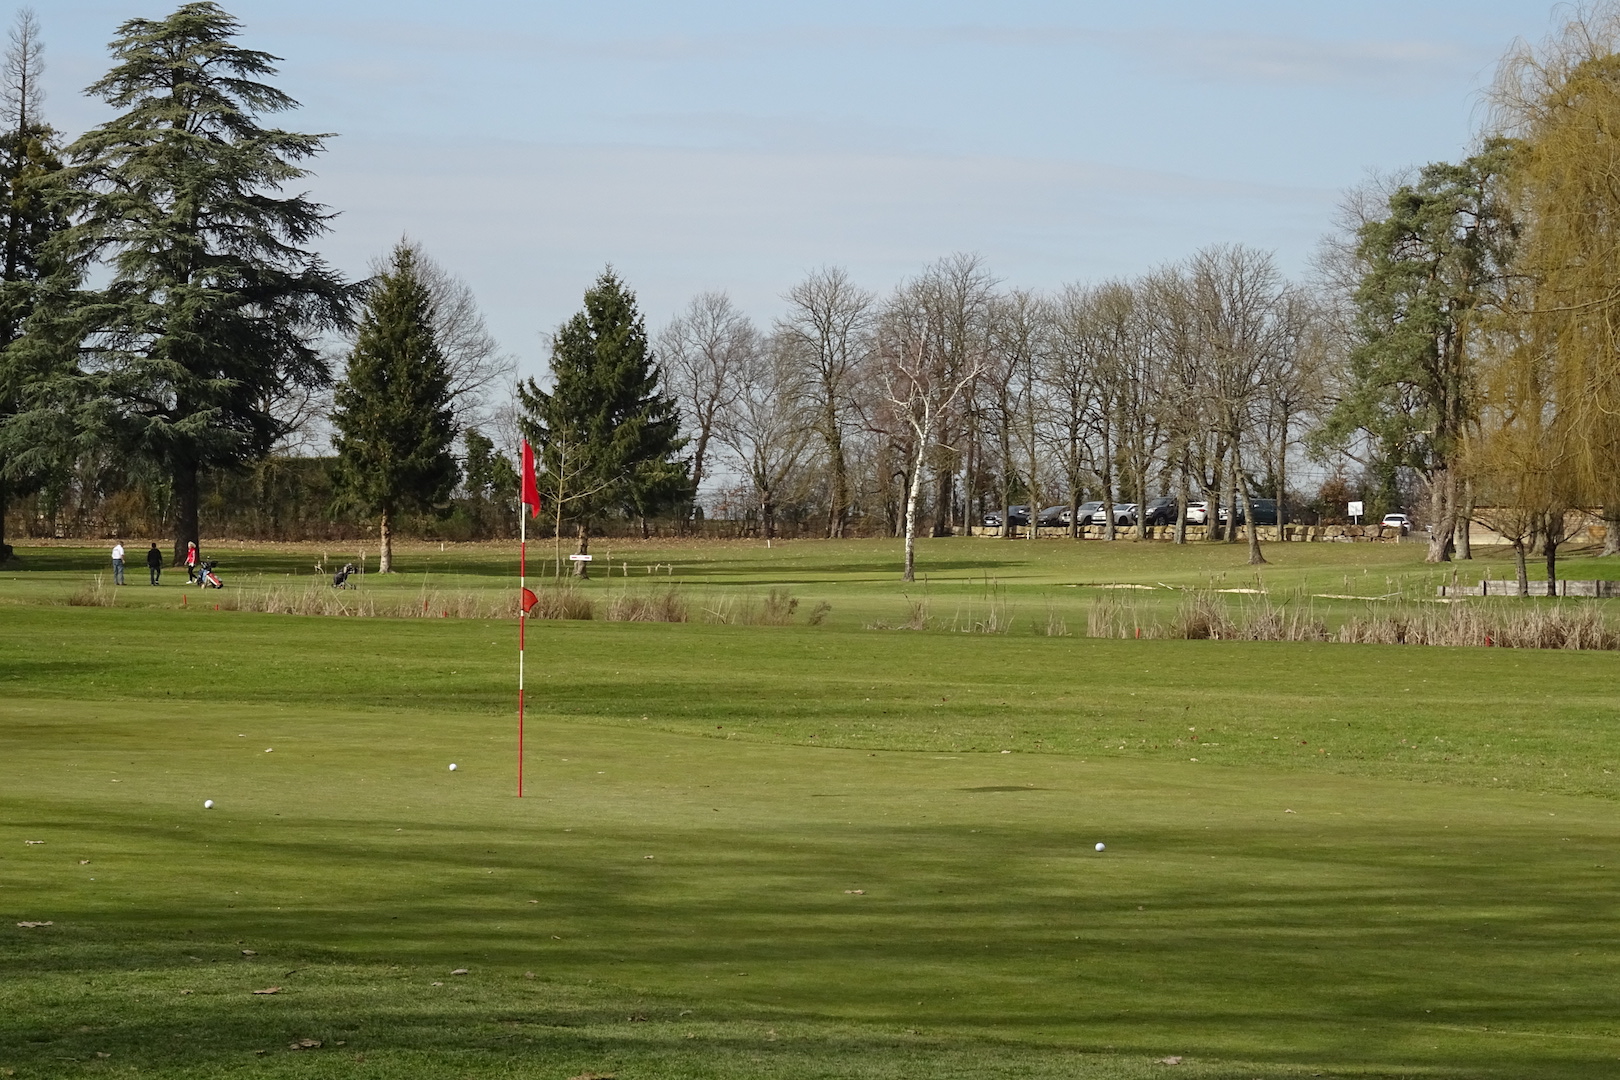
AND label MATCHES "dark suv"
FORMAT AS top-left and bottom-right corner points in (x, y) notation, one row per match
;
(1141, 496), (1180, 526)
(1219, 498), (1278, 526)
